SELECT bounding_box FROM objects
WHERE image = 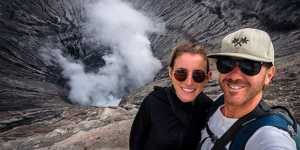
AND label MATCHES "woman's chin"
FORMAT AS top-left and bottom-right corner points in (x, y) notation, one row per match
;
(178, 94), (196, 103)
